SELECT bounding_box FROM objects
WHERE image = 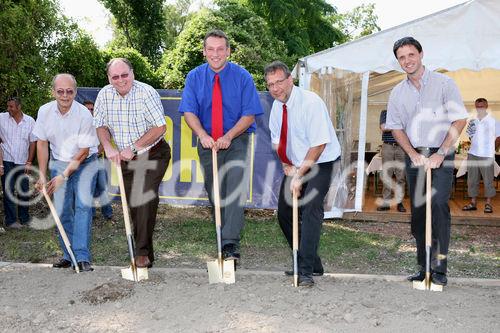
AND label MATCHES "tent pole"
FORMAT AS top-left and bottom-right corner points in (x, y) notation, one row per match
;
(354, 71), (370, 211)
